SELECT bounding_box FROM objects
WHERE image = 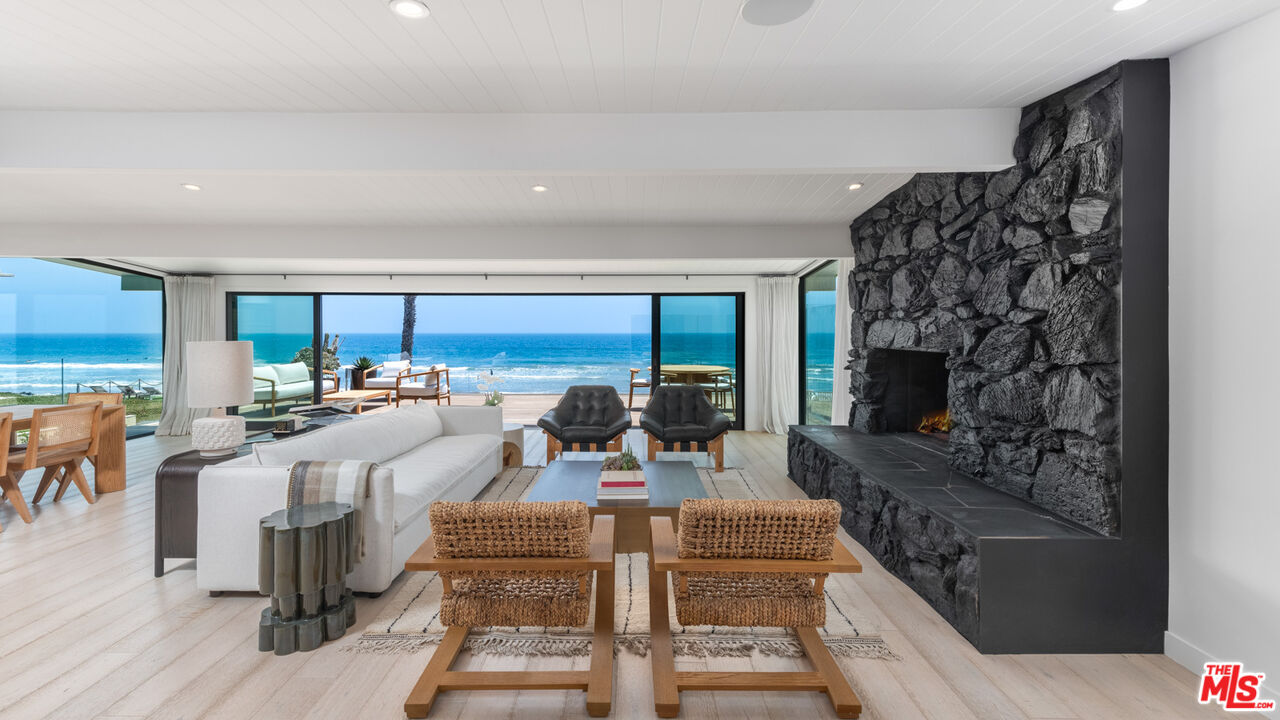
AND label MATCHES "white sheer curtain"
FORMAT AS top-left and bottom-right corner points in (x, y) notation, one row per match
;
(156, 275), (217, 436)
(830, 258), (855, 426)
(755, 276), (799, 434)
